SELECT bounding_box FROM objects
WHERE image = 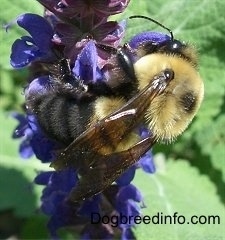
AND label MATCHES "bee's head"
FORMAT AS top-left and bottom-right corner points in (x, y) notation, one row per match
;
(134, 53), (204, 142)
